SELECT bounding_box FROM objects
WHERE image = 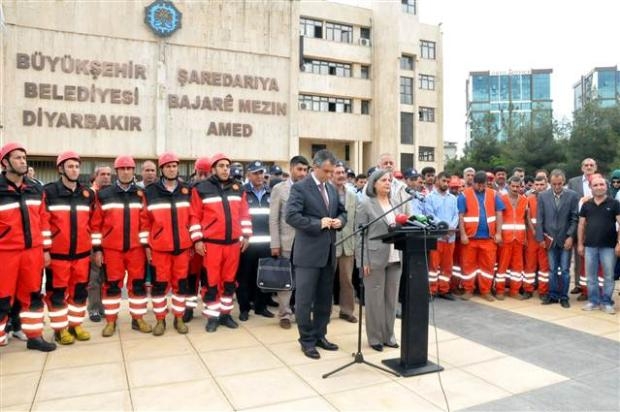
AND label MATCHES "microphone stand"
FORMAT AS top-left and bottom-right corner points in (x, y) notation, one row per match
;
(323, 191), (416, 379)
